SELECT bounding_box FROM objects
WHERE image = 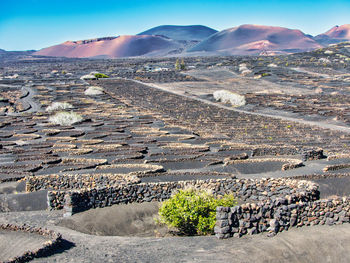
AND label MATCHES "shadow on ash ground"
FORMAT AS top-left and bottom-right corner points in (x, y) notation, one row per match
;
(58, 202), (170, 237)
(31, 223), (350, 263)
